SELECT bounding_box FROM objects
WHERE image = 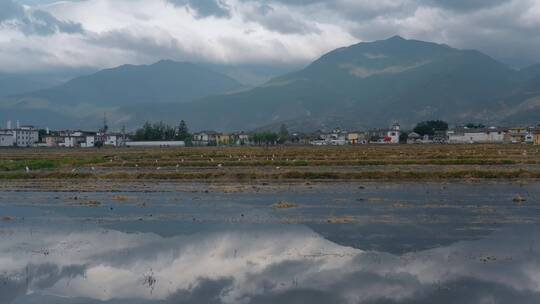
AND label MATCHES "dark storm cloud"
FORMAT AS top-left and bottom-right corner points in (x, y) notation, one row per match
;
(166, 277), (235, 303)
(1, 263), (87, 304)
(3, 225), (540, 303)
(257, 0), (508, 13)
(0, 0), (83, 35)
(22, 9), (83, 35)
(364, 277), (540, 304)
(86, 29), (193, 61)
(0, 0), (25, 21)
(168, 0), (231, 18)
(243, 3), (321, 35)
(423, 0), (509, 11)
(2, 0), (540, 71)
